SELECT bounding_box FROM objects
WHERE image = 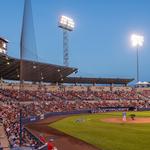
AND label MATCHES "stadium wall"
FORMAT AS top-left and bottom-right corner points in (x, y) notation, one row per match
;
(22, 107), (137, 125)
(1, 82), (145, 92)
(22, 109), (91, 124)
